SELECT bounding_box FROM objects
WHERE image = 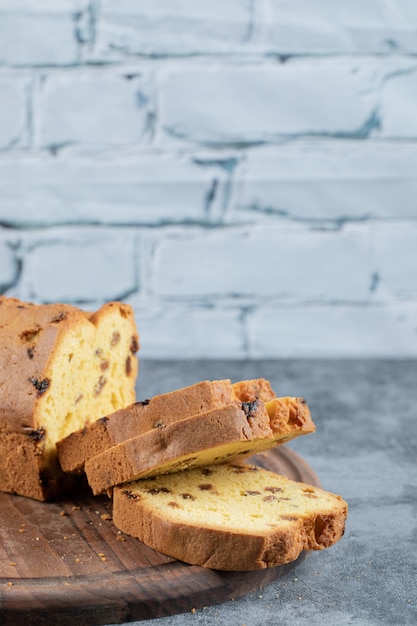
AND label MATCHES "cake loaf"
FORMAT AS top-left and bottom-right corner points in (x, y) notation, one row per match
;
(84, 396), (315, 495)
(0, 296), (139, 500)
(113, 463), (348, 571)
(57, 378), (276, 474)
